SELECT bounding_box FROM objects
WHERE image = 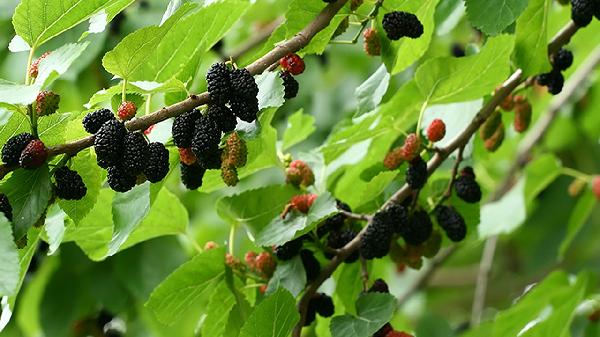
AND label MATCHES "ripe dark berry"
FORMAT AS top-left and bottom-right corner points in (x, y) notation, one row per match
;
(454, 167), (482, 203)
(206, 62), (232, 105)
(82, 109), (115, 134)
(552, 48), (574, 71)
(400, 133), (421, 161)
(123, 132), (149, 175)
(117, 101), (137, 121)
(426, 119), (446, 143)
(280, 71), (299, 99)
(180, 162), (205, 190)
(53, 167), (87, 200)
(326, 229), (359, 262)
(320, 199), (351, 234)
(374, 323), (394, 337)
(538, 70), (565, 95)
(172, 109), (201, 148)
(382, 11), (424, 40)
(29, 52), (50, 79)
(198, 148), (222, 170)
(107, 166), (136, 192)
(405, 156), (428, 190)
(230, 68), (259, 99)
(592, 176), (600, 200)
(191, 115), (221, 159)
(35, 90), (60, 116)
(94, 119), (126, 168)
(401, 210), (433, 245)
(360, 209), (394, 259)
(300, 249), (320, 281)
(386, 203), (409, 234)
(230, 96), (259, 123)
(279, 53), (305, 75)
(0, 194), (13, 221)
(451, 43), (466, 57)
(2, 133), (34, 166)
(310, 293), (334, 318)
(368, 279), (389, 293)
(363, 28), (381, 56)
(19, 139), (47, 169)
(571, 0), (595, 27)
(274, 237), (303, 260)
(435, 205), (467, 242)
(143, 142), (170, 183)
(205, 104), (237, 133)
